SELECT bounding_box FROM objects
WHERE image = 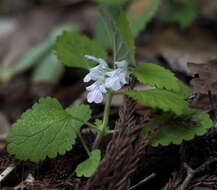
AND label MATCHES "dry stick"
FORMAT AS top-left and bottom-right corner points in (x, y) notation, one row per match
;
(0, 162), (17, 182)
(129, 173), (156, 190)
(208, 90), (217, 121)
(180, 158), (217, 190)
